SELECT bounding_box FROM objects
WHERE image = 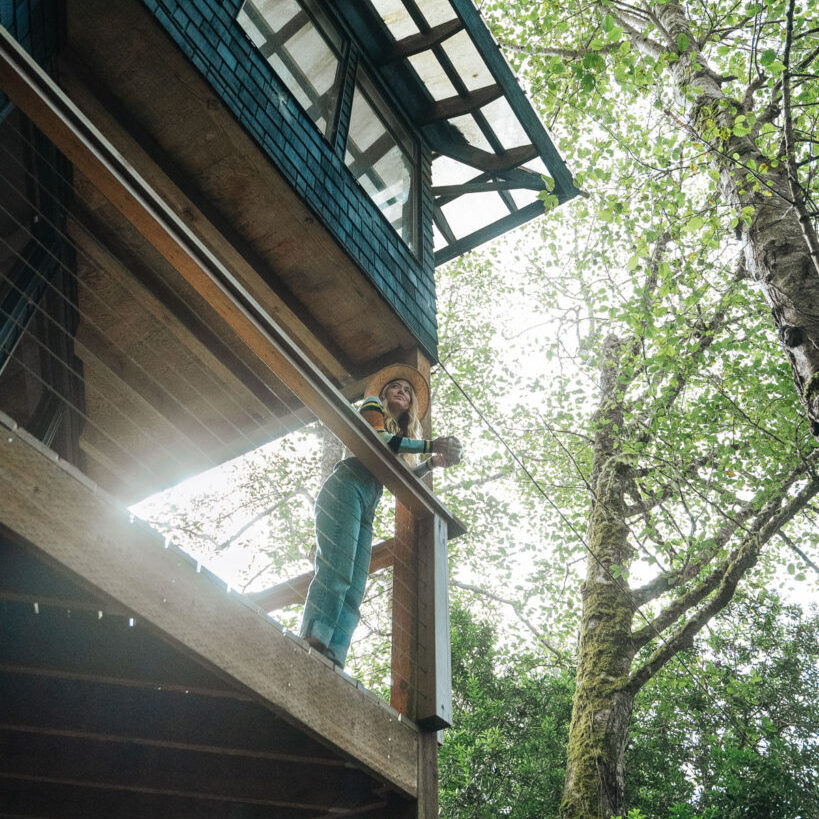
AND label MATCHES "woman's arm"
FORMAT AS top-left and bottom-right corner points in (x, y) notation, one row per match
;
(360, 397), (463, 468)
